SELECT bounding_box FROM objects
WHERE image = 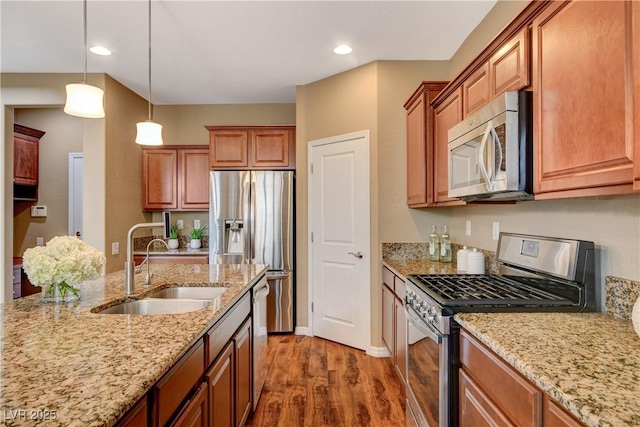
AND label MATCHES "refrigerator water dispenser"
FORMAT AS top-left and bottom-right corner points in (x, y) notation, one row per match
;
(224, 219), (244, 254)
